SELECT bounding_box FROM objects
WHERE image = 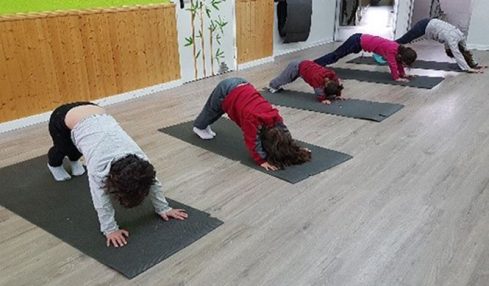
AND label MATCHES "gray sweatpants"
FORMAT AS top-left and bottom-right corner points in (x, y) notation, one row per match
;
(269, 60), (301, 89)
(194, 77), (248, 129)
